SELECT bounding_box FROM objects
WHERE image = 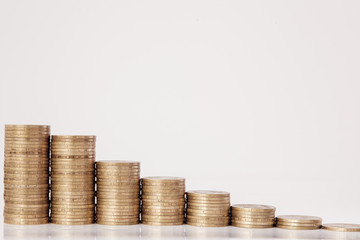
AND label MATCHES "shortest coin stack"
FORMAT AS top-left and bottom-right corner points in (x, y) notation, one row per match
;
(322, 223), (360, 232)
(276, 215), (322, 230)
(231, 204), (276, 228)
(186, 190), (230, 227)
